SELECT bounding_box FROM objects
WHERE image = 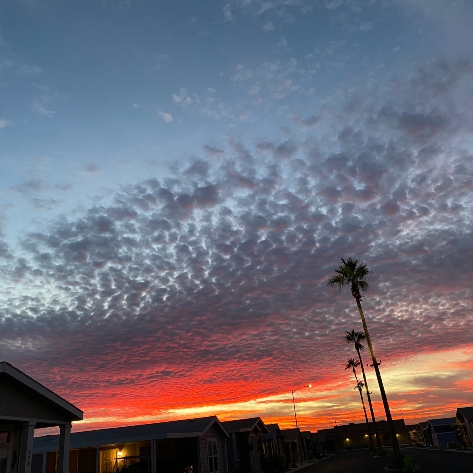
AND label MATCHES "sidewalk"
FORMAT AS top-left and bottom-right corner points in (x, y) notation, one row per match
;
(288, 454), (336, 472)
(409, 446), (473, 454)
